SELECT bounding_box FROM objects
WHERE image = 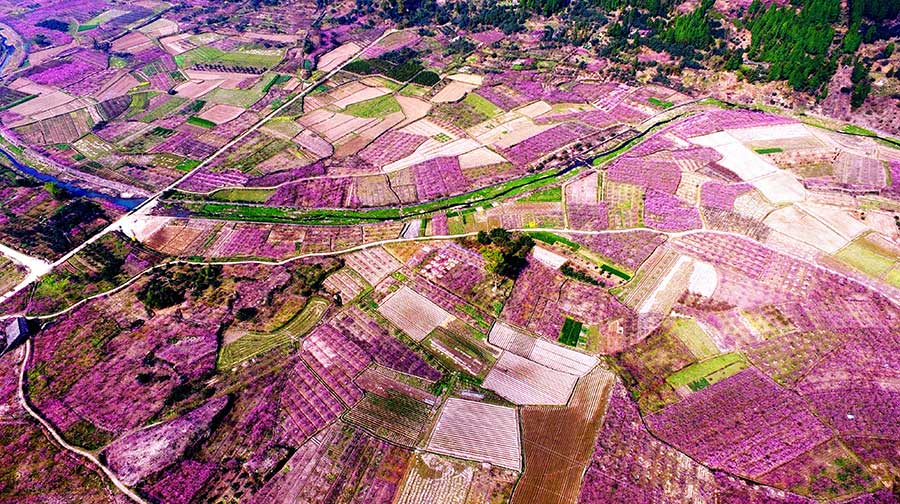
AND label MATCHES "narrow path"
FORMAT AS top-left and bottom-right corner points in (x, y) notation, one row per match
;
(16, 340), (148, 504)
